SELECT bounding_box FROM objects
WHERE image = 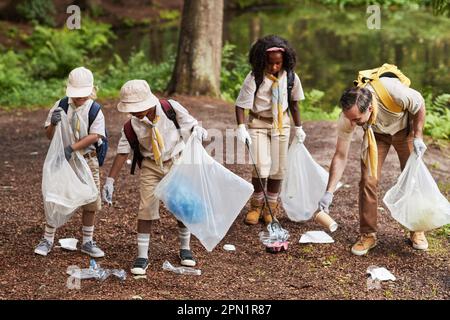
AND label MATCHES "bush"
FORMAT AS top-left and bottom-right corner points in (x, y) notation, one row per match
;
(220, 43), (250, 102)
(25, 19), (114, 79)
(98, 50), (175, 98)
(16, 0), (56, 26)
(424, 93), (450, 140)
